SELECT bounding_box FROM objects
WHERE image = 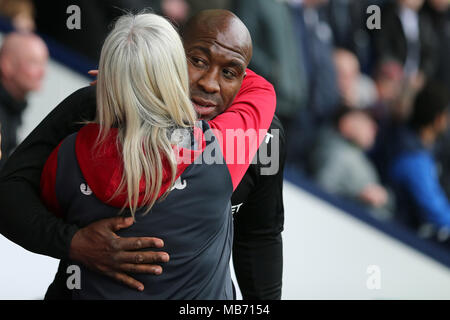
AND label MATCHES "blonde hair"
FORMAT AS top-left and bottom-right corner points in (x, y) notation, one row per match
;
(95, 12), (196, 217)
